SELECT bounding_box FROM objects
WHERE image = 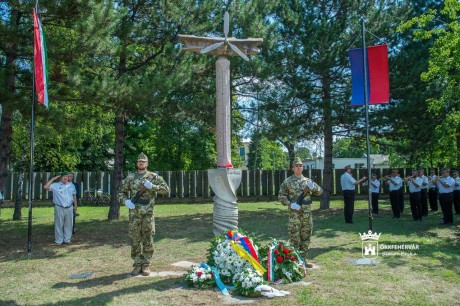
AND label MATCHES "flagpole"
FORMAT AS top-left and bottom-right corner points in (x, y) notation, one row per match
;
(361, 18), (373, 232)
(28, 11), (37, 256)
